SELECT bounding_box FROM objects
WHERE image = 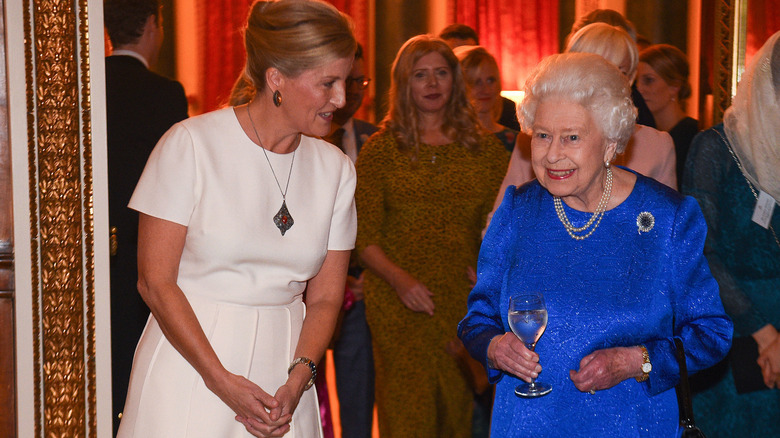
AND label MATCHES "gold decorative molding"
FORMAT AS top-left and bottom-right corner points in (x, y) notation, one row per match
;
(712, 0), (737, 125)
(78, 0), (98, 432)
(23, 0), (97, 436)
